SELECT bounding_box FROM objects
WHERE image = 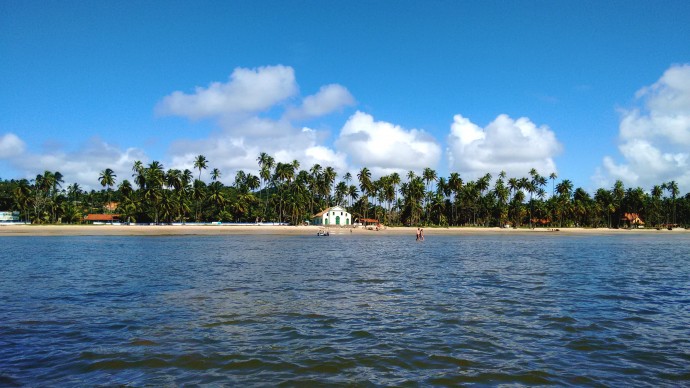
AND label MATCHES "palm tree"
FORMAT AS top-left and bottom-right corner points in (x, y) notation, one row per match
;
(651, 184), (664, 227)
(257, 153), (275, 220)
(309, 164), (323, 214)
(323, 166), (337, 206)
(211, 168), (221, 182)
(549, 172), (558, 198)
(556, 179), (574, 227)
(666, 180), (679, 227)
(192, 179), (206, 222)
(612, 180), (625, 228)
(193, 155), (208, 181)
(349, 184), (360, 207)
(493, 176), (509, 227)
(274, 162), (296, 223)
(477, 173), (492, 226)
(144, 161), (165, 223)
(133, 161), (146, 190)
(357, 167), (373, 220)
(448, 172), (462, 225)
(422, 167), (437, 224)
(98, 168), (117, 214)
